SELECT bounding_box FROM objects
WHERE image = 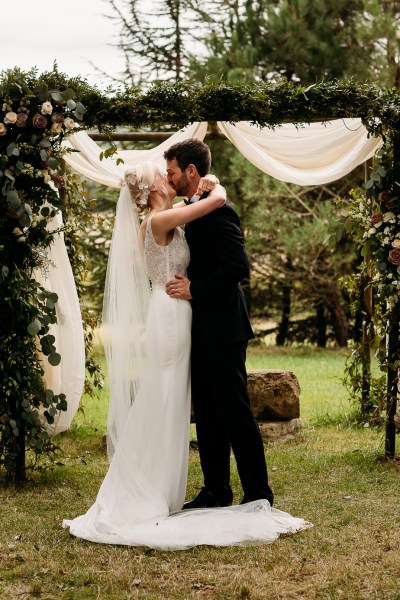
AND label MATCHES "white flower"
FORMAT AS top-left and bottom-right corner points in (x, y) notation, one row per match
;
(383, 212), (395, 222)
(384, 227), (391, 235)
(367, 228), (376, 236)
(0, 123), (7, 136)
(383, 237), (391, 245)
(41, 101), (53, 115)
(64, 117), (75, 130)
(4, 111), (17, 124)
(12, 228), (22, 236)
(51, 122), (63, 134)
